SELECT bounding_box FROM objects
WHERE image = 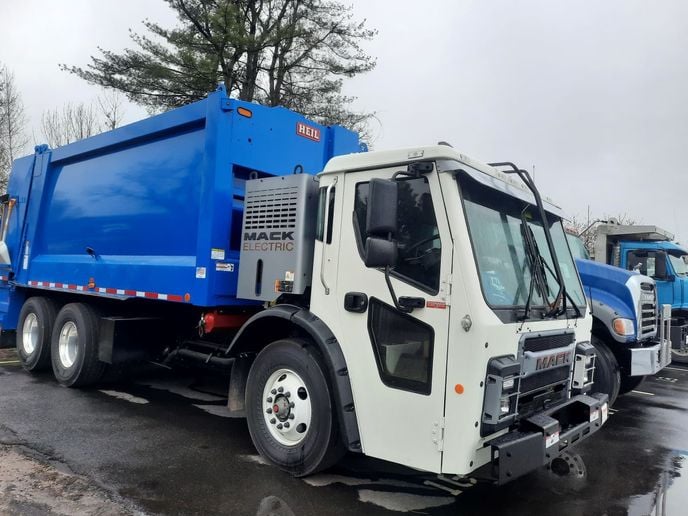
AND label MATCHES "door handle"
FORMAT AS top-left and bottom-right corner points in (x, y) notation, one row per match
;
(344, 292), (368, 313)
(398, 296), (425, 310)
